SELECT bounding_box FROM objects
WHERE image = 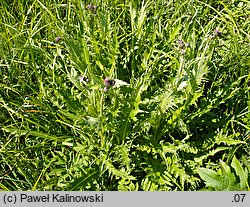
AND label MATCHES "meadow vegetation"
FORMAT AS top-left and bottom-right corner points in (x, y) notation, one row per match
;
(0, 0), (249, 190)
